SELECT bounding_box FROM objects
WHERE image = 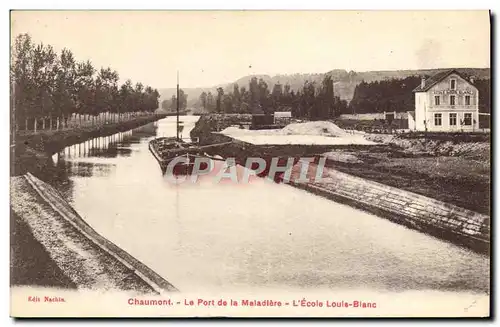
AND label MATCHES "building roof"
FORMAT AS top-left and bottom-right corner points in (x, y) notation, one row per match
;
(412, 69), (474, 93)
(274, 111), (292, 117)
